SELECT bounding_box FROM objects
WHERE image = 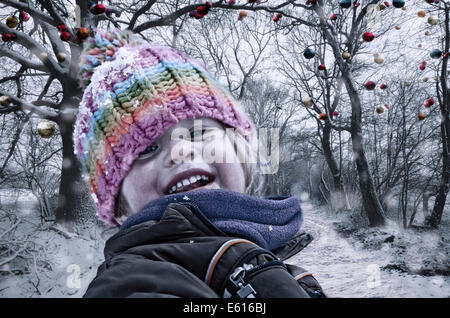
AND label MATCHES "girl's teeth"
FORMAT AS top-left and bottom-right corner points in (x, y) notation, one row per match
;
(169, 175), (211, 194)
